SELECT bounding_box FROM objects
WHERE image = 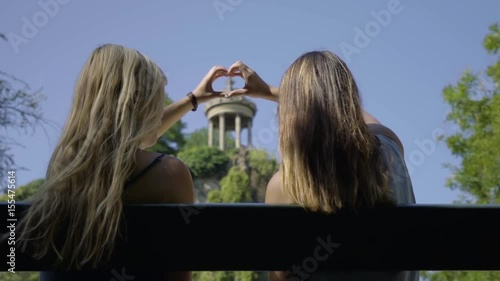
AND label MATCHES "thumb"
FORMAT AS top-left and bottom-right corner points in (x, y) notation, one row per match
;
(223, 88), (247, 98)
